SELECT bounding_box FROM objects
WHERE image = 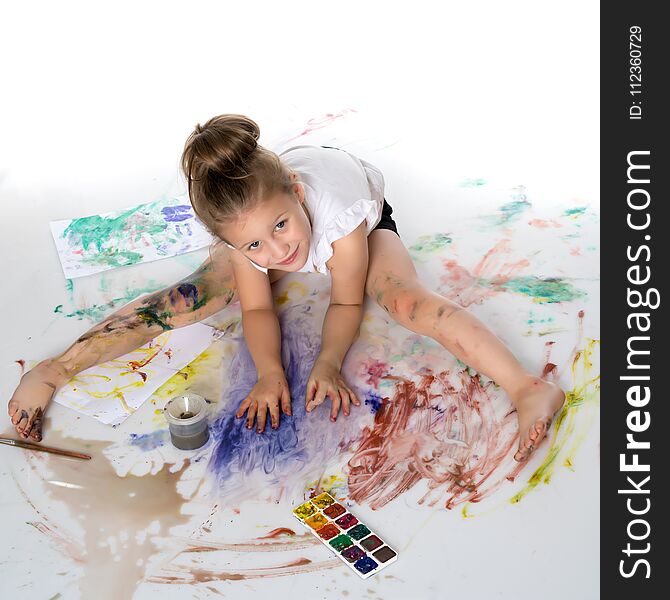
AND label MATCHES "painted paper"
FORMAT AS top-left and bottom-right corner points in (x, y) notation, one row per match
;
(53, 323), (220, 425)
(50, 196), (213, 279)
